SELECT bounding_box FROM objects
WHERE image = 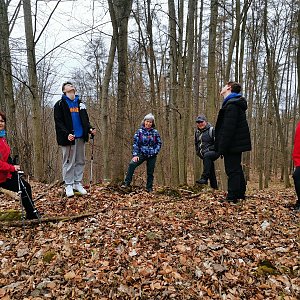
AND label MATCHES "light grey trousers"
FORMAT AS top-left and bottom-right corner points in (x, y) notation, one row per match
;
(61, 138), (85, 185)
